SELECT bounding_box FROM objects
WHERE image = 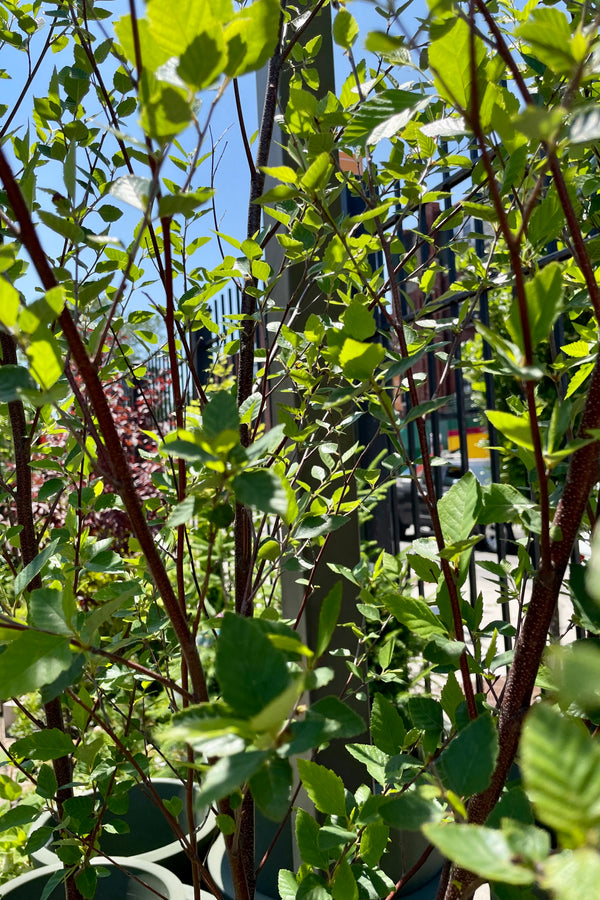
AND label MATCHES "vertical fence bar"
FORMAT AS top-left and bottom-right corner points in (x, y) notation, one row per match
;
(419, 206), (443, 501)
(441, 145), (479, 612)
